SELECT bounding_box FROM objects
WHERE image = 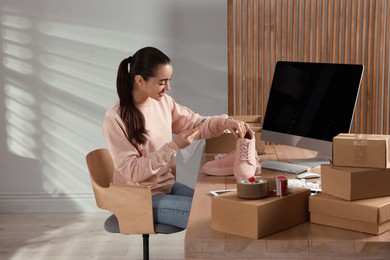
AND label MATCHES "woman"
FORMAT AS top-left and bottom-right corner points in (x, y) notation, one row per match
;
(103, 46), (249, 229)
